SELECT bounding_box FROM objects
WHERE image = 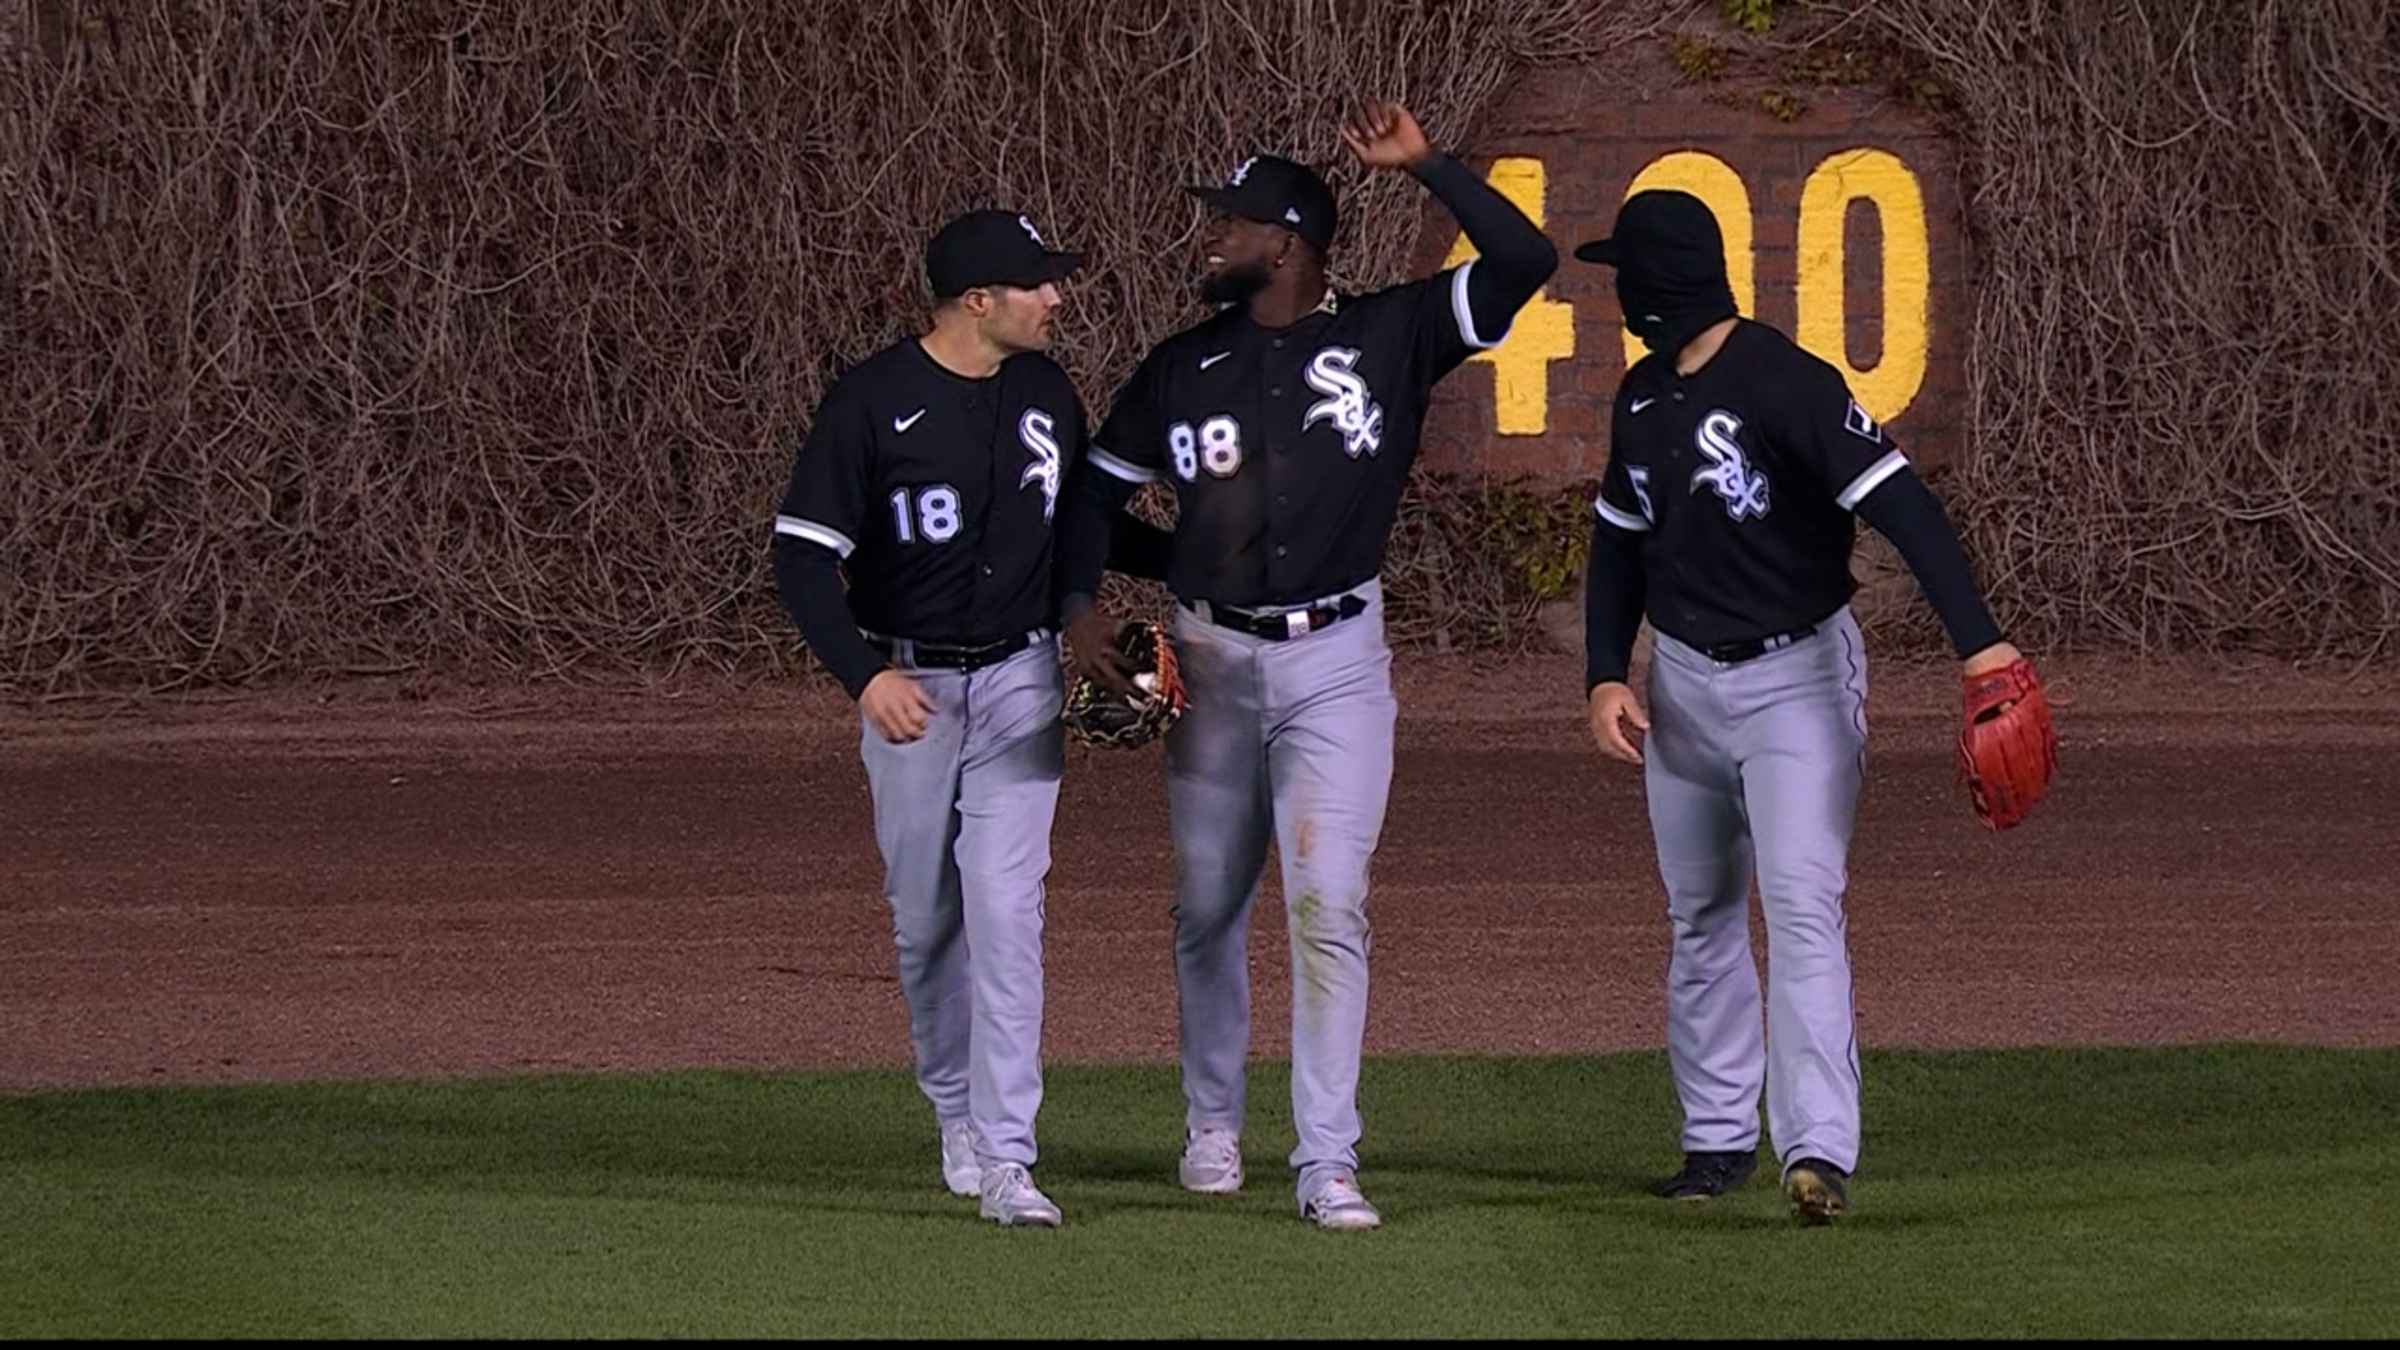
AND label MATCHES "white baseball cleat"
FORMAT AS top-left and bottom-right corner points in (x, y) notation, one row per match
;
(1179, 1127), (1245, 1194)
(979, 1163), (1063, 1228)
(1299, 1172), (1383, 1231)
(939, 1120), (981, 1197)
